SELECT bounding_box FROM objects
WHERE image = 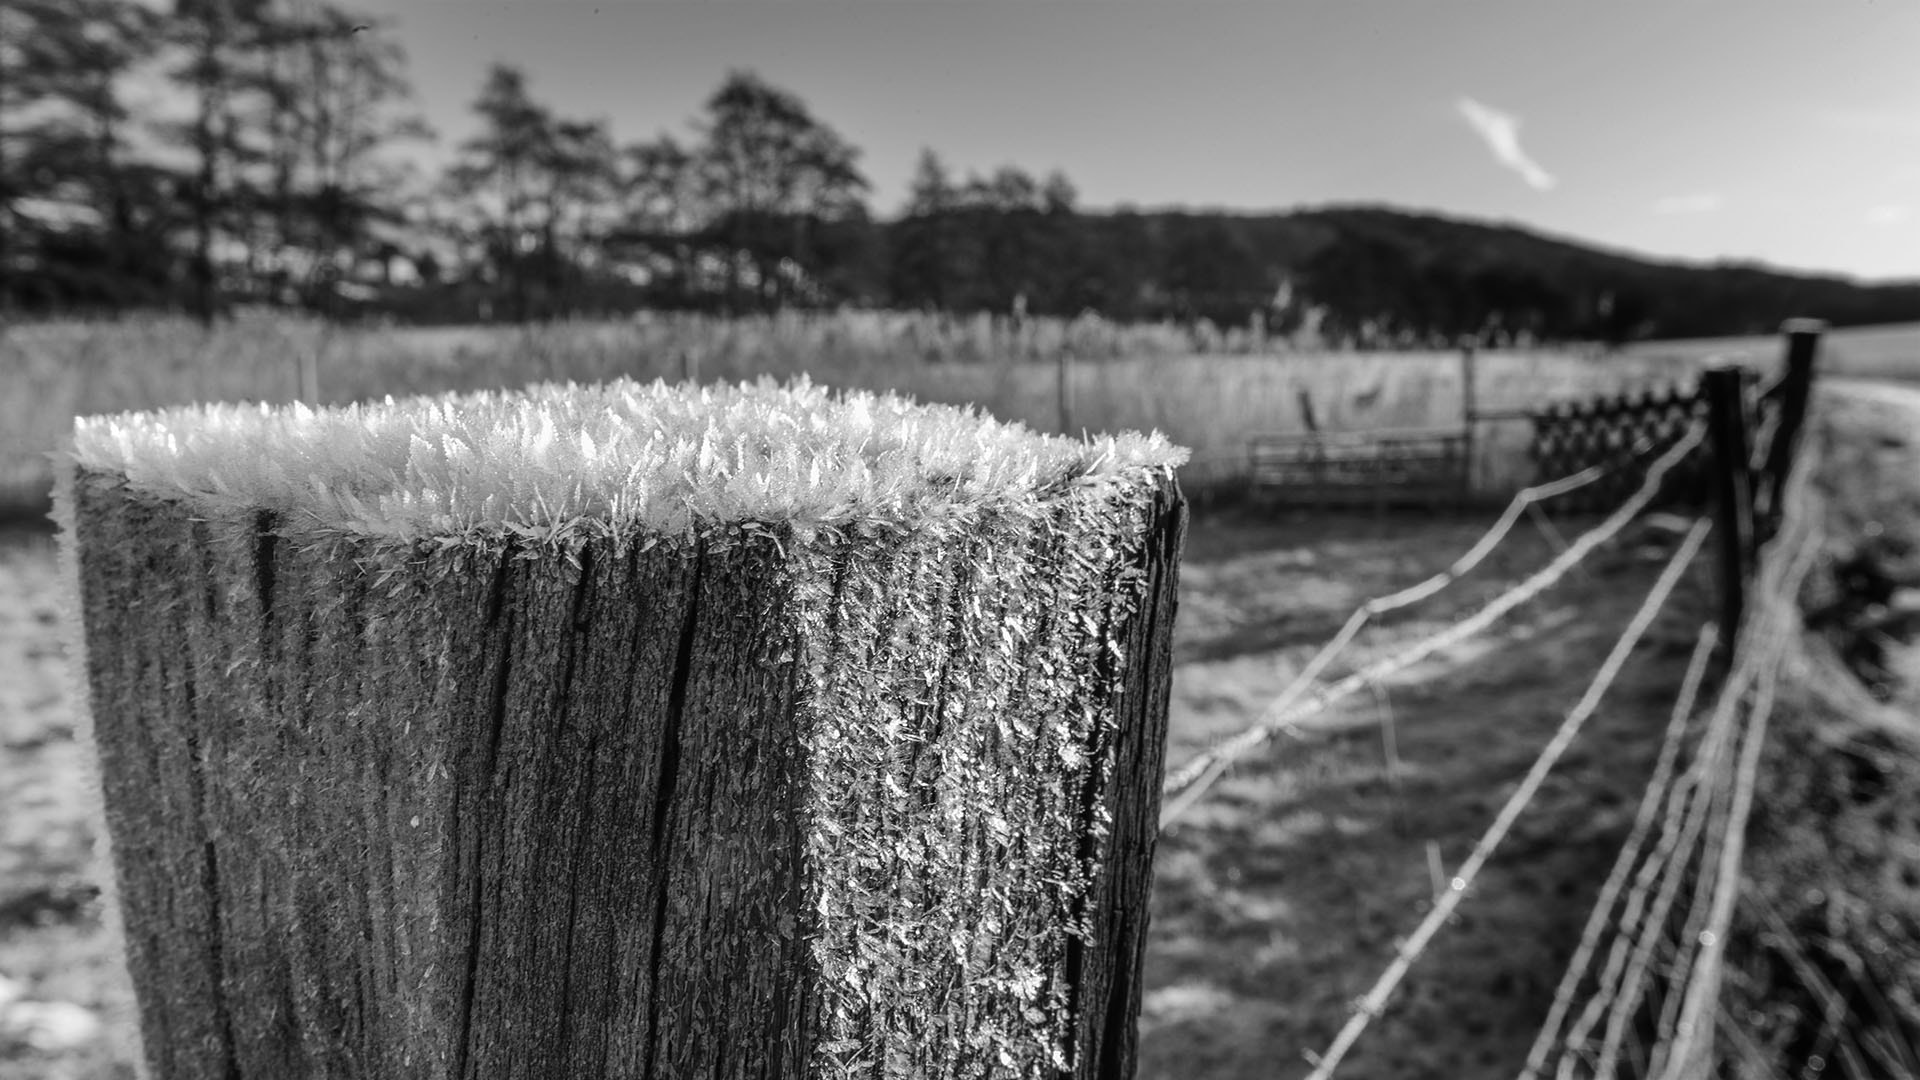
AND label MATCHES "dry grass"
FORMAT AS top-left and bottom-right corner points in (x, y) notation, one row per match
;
(1, 313), (1714, 516)
(1627, 321), (1920, 384)
(1715, 382), (1920, 1078)
(3, 319), (1913, 1077)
